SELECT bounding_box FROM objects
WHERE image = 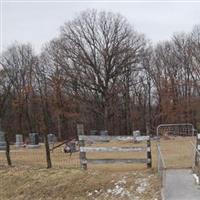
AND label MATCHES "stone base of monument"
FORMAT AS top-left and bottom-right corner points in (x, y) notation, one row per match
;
(27, 144), (40, 149)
